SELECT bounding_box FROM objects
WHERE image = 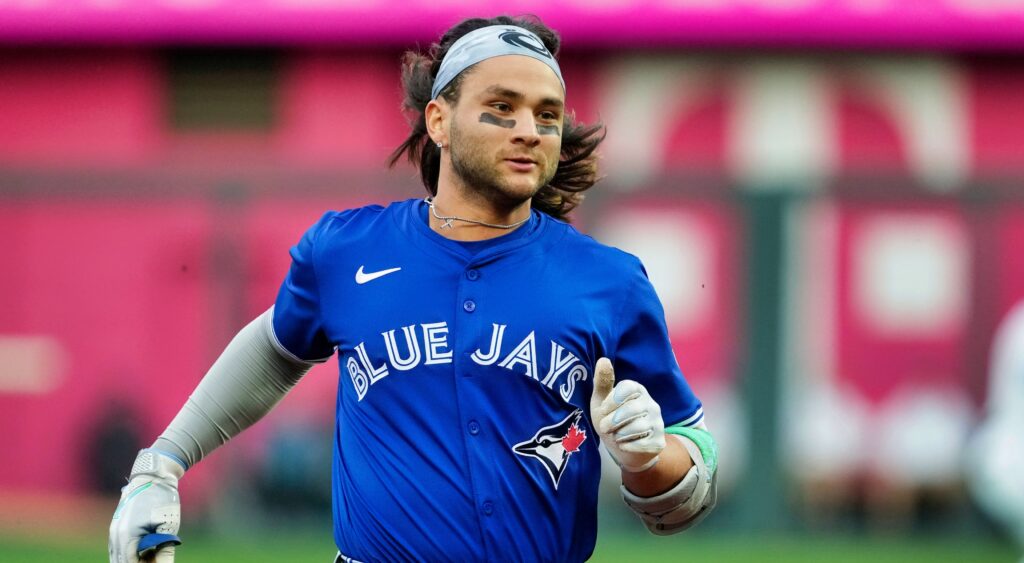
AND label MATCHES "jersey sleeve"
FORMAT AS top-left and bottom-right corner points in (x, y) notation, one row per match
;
(612, 261), (704, 428)
(271, 212), (337, 363)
